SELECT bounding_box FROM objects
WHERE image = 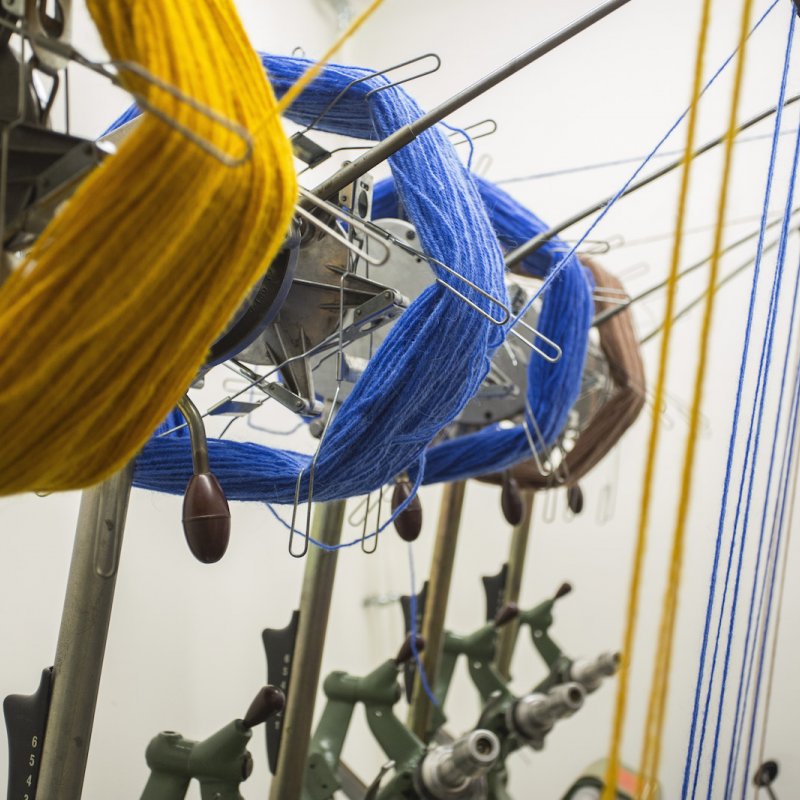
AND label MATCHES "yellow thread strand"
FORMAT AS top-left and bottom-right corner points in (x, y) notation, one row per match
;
(276, 0), (388, 114)
(601, 0), (713, 795)
(0, 0), (298, 494)
(639, 0), (755, 786)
